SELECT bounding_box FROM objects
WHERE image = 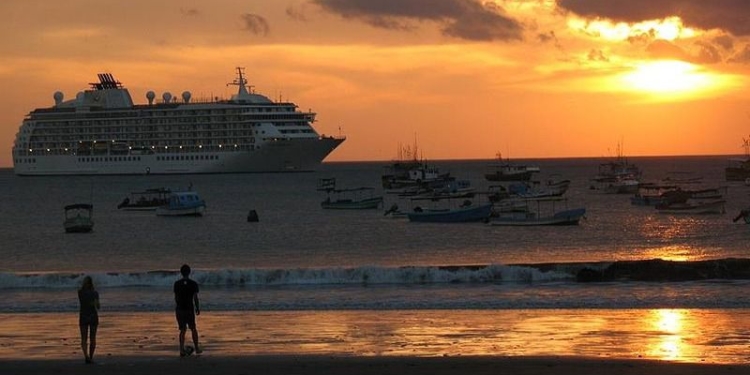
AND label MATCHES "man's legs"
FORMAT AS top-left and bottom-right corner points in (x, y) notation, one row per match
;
(179, 328), (187, 355)
(191, 328), (201, 353)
